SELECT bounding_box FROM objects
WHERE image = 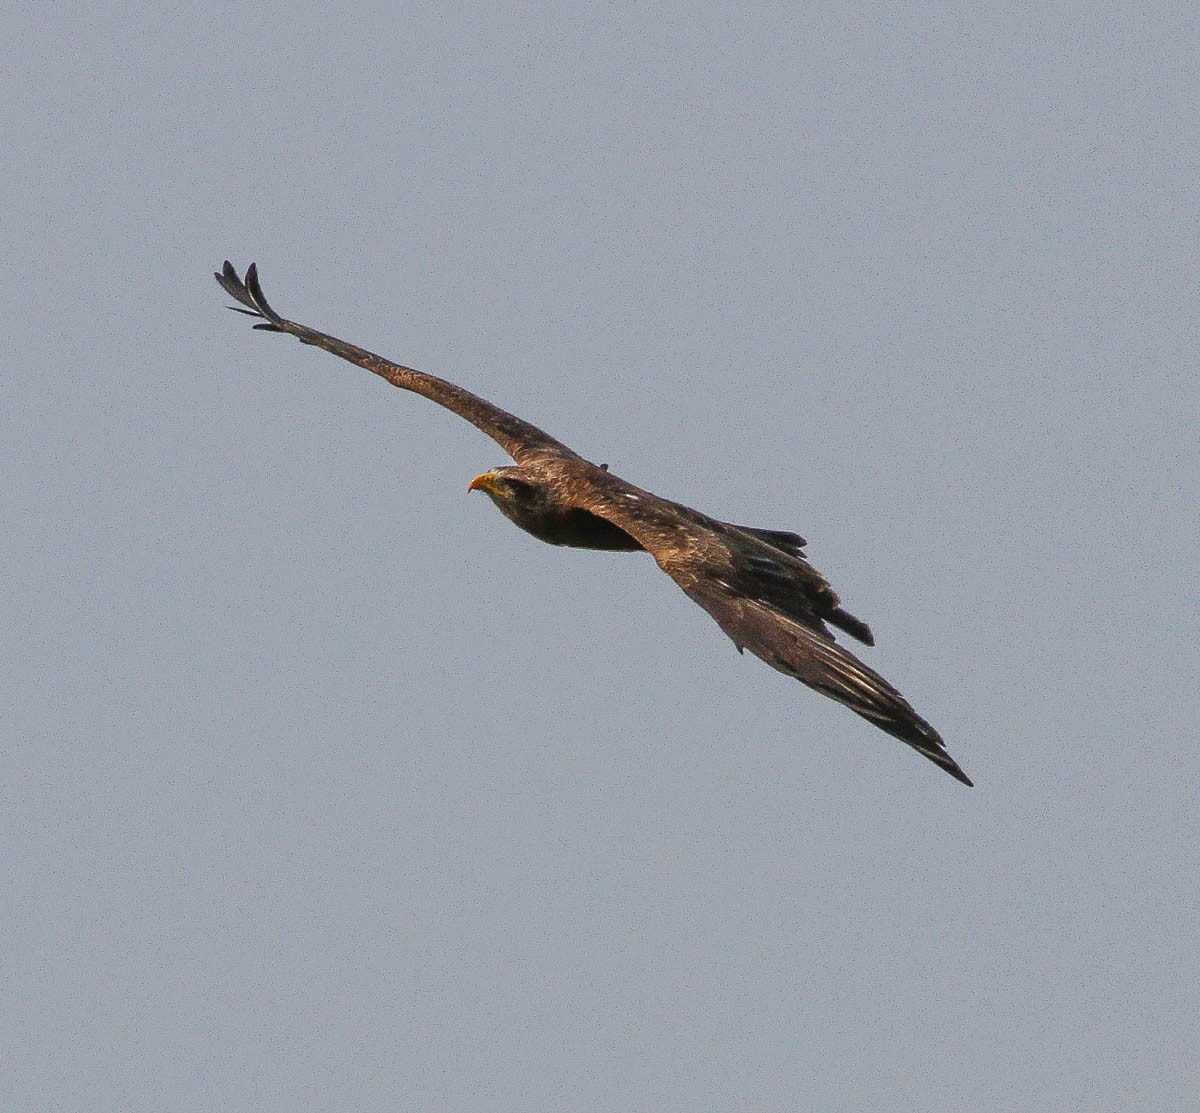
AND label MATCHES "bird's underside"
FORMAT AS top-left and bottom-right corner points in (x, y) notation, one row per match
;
(215, 261), (972, 786)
